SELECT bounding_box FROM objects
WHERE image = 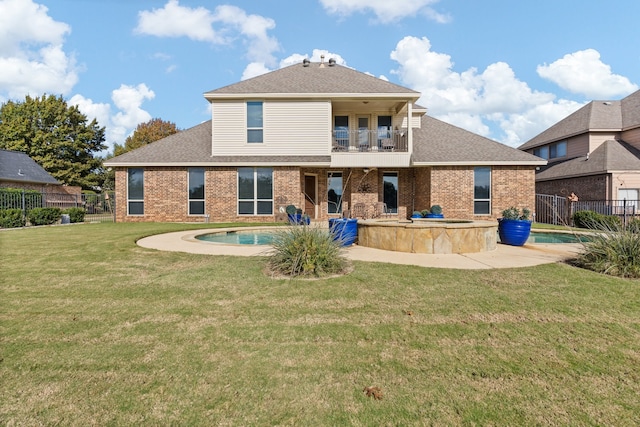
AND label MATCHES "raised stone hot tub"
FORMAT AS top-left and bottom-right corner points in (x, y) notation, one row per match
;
(357, 218), (497, 254)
